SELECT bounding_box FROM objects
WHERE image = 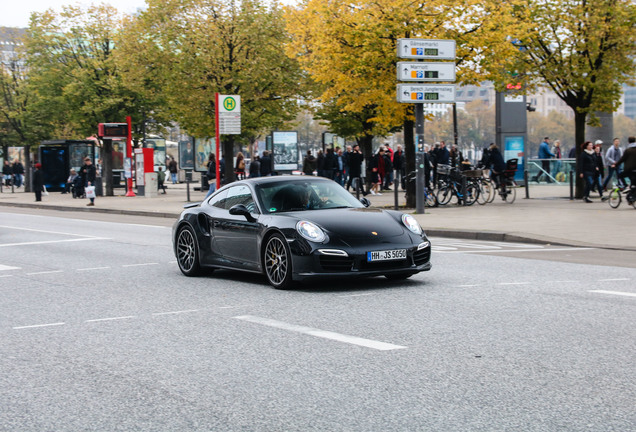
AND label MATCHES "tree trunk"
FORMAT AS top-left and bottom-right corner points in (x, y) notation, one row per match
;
(573, 111), (587, 199)
(403, 117), (415, 208)
(24, 146), (32, 193)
